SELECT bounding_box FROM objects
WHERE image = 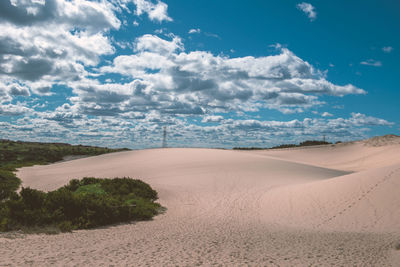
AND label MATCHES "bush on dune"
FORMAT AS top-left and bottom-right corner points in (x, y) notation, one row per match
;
(0, 140), (129, 205)
(0, 177), (161, 233)
(0, 170), (21, 201)
(233, 140), (332, 150)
